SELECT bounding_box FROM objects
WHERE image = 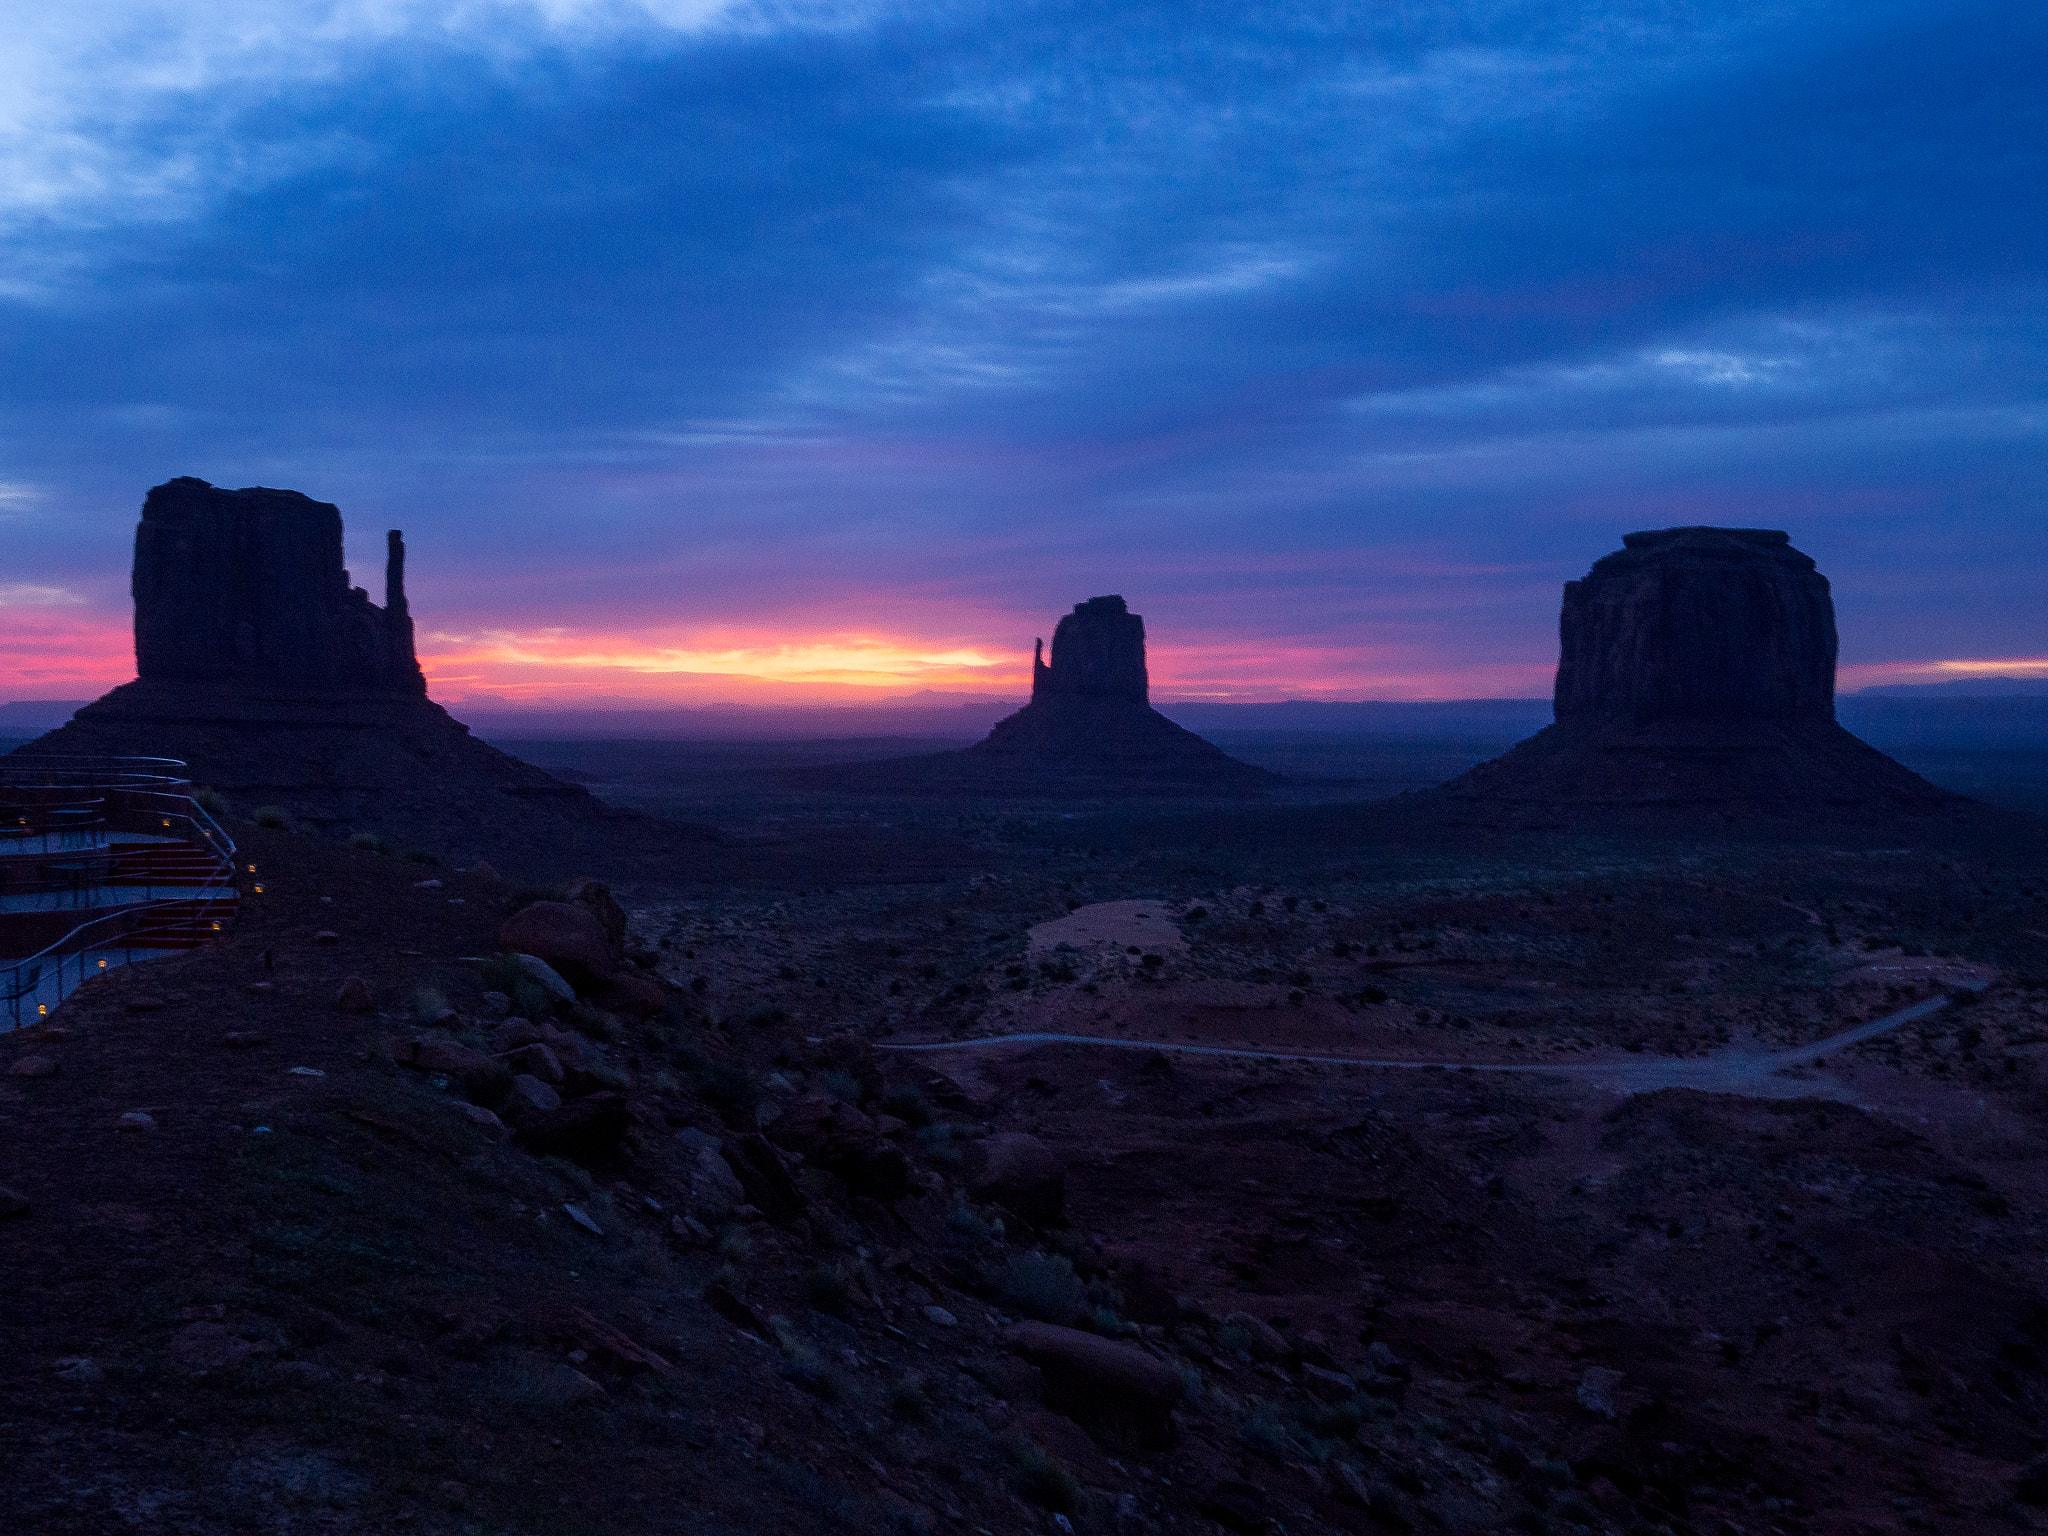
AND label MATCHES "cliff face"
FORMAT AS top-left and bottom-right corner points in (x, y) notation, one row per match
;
(133, 477), (424, 695)
(1430, 526), (1954, 823)
(1554, 527), (1836, 726)
(1032, 596), (1149, 704)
